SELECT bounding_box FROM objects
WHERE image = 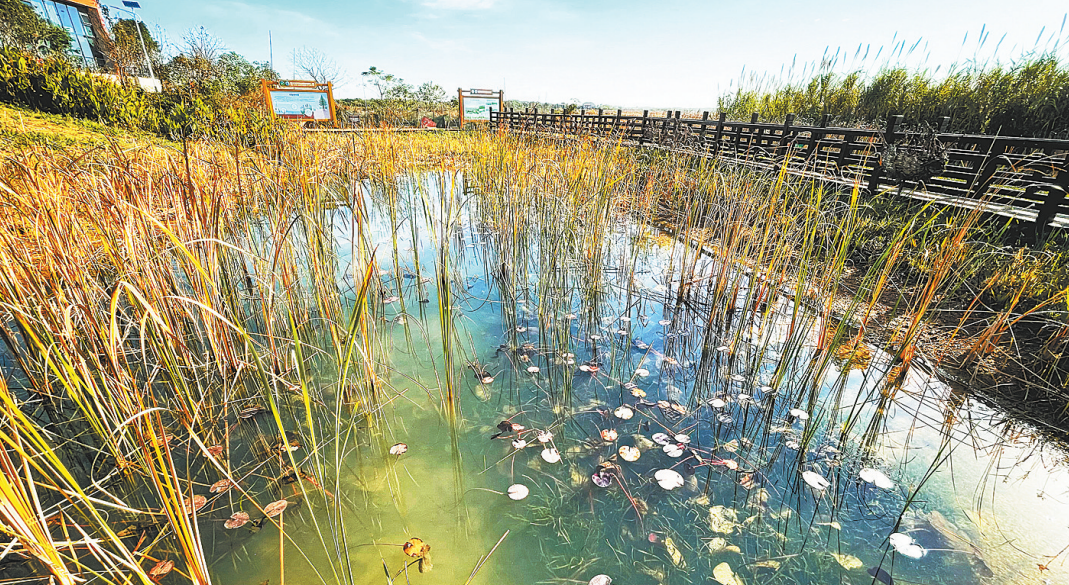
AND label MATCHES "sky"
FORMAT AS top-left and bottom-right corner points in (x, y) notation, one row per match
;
(124, 0), (1068, 109)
